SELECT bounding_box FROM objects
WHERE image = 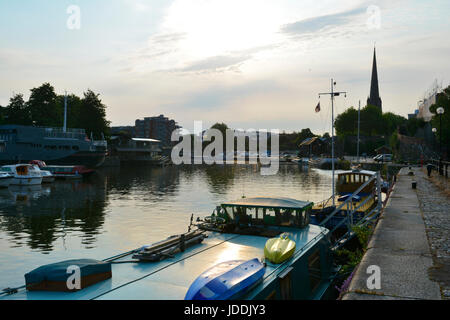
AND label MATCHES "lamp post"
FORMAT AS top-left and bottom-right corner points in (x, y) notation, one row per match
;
(436, 107), (444, 175)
